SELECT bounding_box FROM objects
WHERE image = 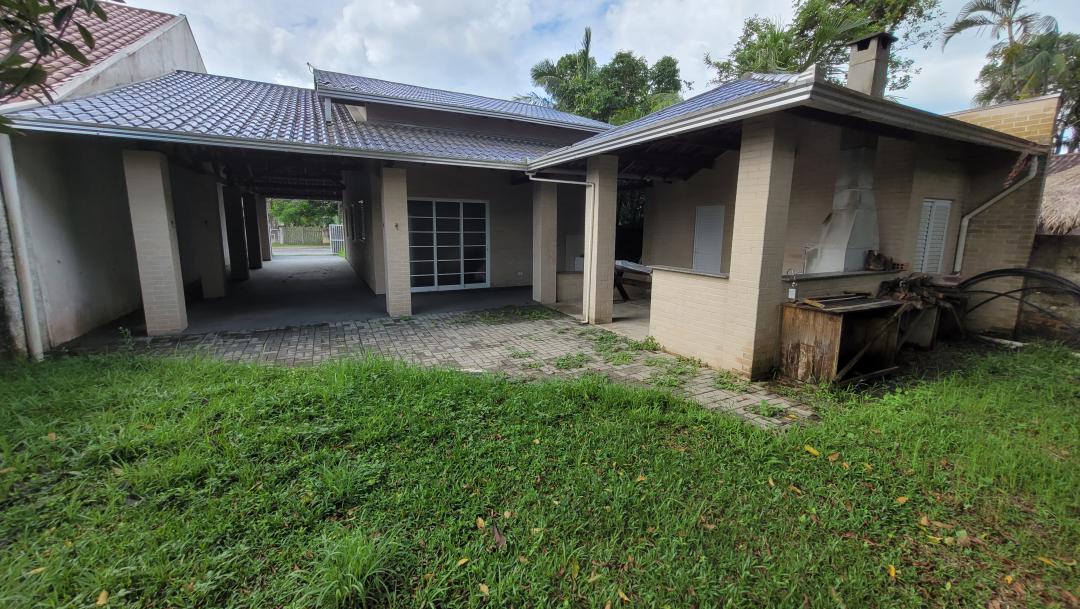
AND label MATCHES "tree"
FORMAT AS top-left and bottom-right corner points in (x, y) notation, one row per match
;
(943, 0), (1058, 86)
(705, 0), (943, 93)
(524, 28), (689, 125)
(974, 32), (1079, 151)
(0, 0), (108, 131)
(268, 199), (339, 227)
